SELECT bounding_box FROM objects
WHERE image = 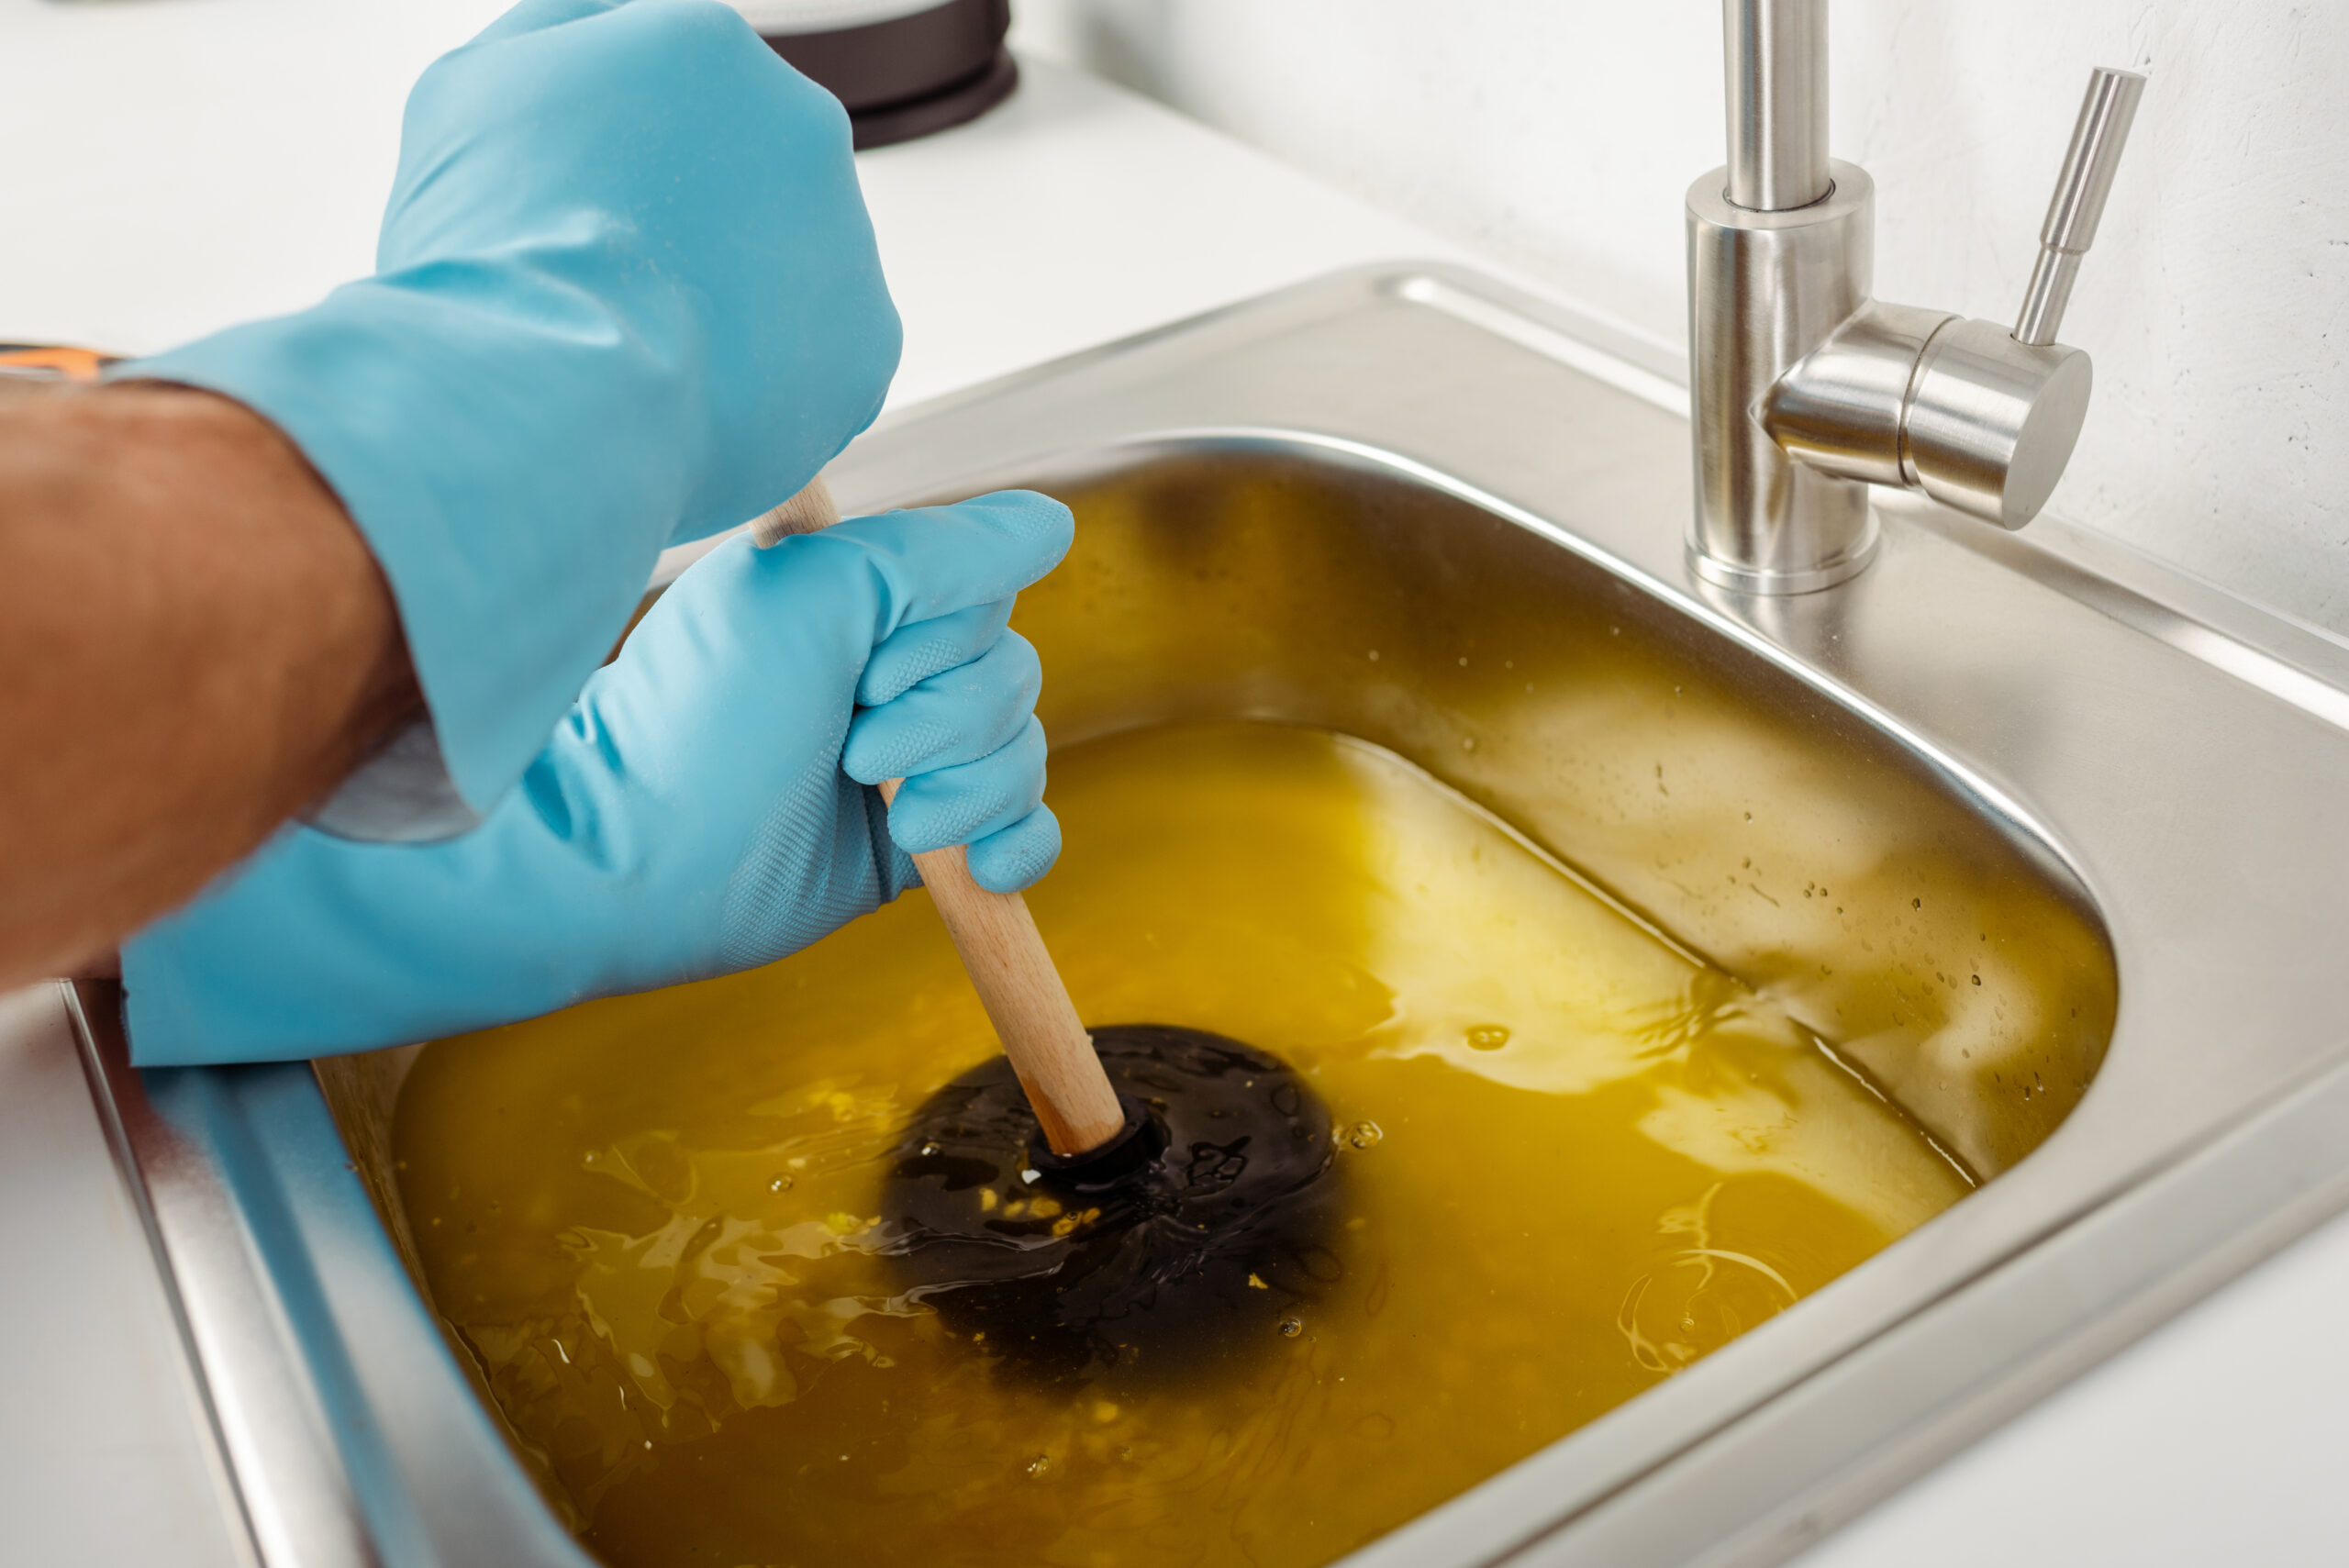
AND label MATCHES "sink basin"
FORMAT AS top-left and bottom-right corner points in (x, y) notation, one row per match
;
(62, 263), (2349, 1568)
